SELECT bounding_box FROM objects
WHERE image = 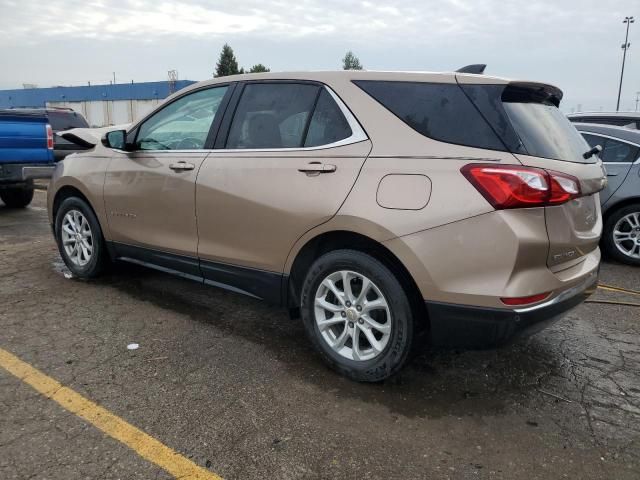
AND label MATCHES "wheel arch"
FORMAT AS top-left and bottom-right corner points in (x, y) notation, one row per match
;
(602, 195), (640, 222)
(286, 230), (428, 330)
(52, 184), (105, 239)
